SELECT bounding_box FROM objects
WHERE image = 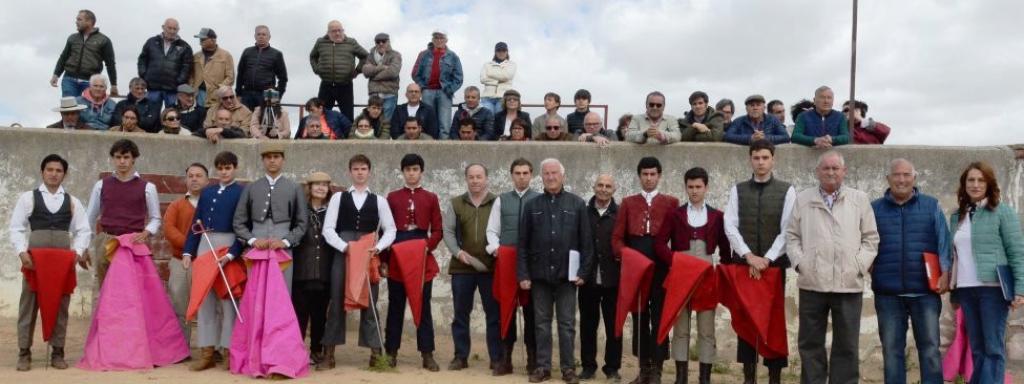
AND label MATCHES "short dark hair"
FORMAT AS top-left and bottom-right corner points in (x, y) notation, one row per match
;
(186, 162), (209, 176)
(214, 151), (238, 167)
(842, 99), (869, 116)
(349, 154), (372, 170)
(120, 104), (140, 119)
(459, 118), (477, 130)
(767, 99), (784, 112)
(401, 153), (425, 171)
(304, 97), (324, 110)
(404, 116), (421, 127)
(109, 139), (140, 158)
(79, 9), (96, 23)
(791, 99), (814, 122)
(40, 154), (68, 173)
(715, 98), (735, 112)
(636, 156), (662, 175)
(646, 91), (666, 103)
(544, 92), (561, 104)
(574, 89), (591, 101)
(684, 167), (709, 186)
(510, 157), (533, 174)
(688, 91), (709, 105)
(367, 95), (384, 107)
(749, 139), (776, 156)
